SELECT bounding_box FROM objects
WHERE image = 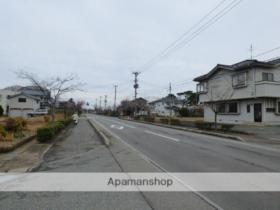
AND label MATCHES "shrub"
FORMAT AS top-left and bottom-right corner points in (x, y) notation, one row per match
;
(221, 124), (234, 131)
(48, 121), (65, 134)
(63, 118), (72, 126)
(5, 133), (14, 141)
(134, 116), (141, 120)
(143, 116), (155, 122)
(0, 105), (3, 116)
(37, 127), (55, 142)
(170, 118), (181, 125)
(195, 121), (214, 130)
(179, 108), (189, 117)
(44, 116), (50, 123)
(0, 125), (7, 141)
(5, 118), (19, 132)
(159, 118), (169, 124)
